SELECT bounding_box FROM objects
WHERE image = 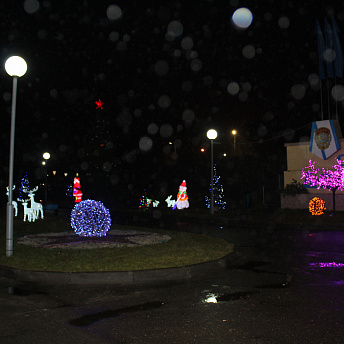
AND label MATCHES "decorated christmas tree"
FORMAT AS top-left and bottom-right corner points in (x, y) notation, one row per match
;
(139, 190), (149, 211)
(205, 164), (227, 210)
(66, 182), (73, 198)
(19, 172), (30, 200)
